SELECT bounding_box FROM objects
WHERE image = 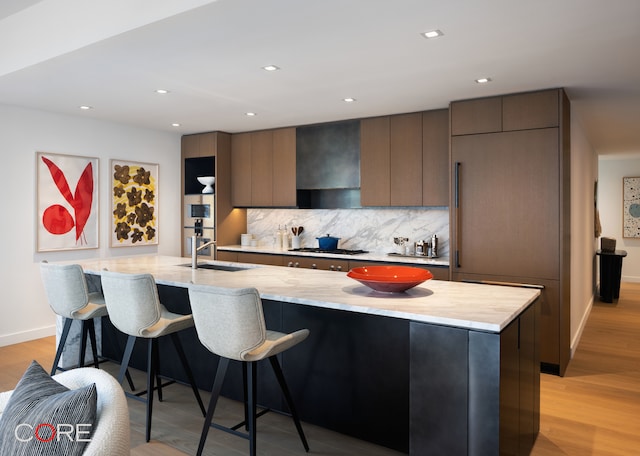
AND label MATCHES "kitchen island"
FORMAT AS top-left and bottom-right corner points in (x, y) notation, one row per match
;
(75, 255), (540, 455)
